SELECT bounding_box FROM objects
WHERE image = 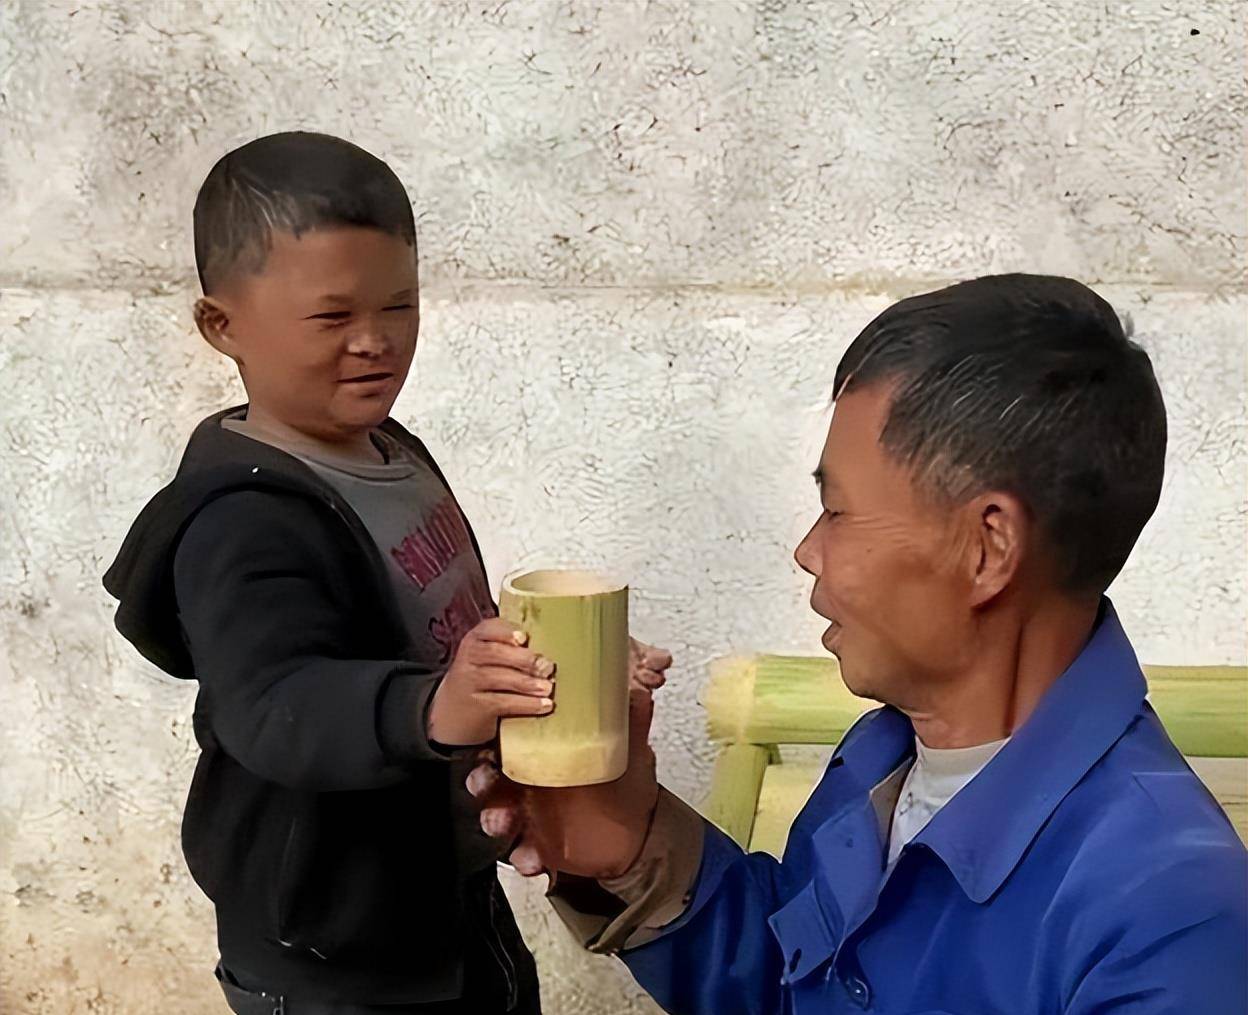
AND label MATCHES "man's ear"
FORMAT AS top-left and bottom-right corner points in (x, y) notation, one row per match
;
(968, 491), (1028, 608)
(193, 296), (242, 364)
